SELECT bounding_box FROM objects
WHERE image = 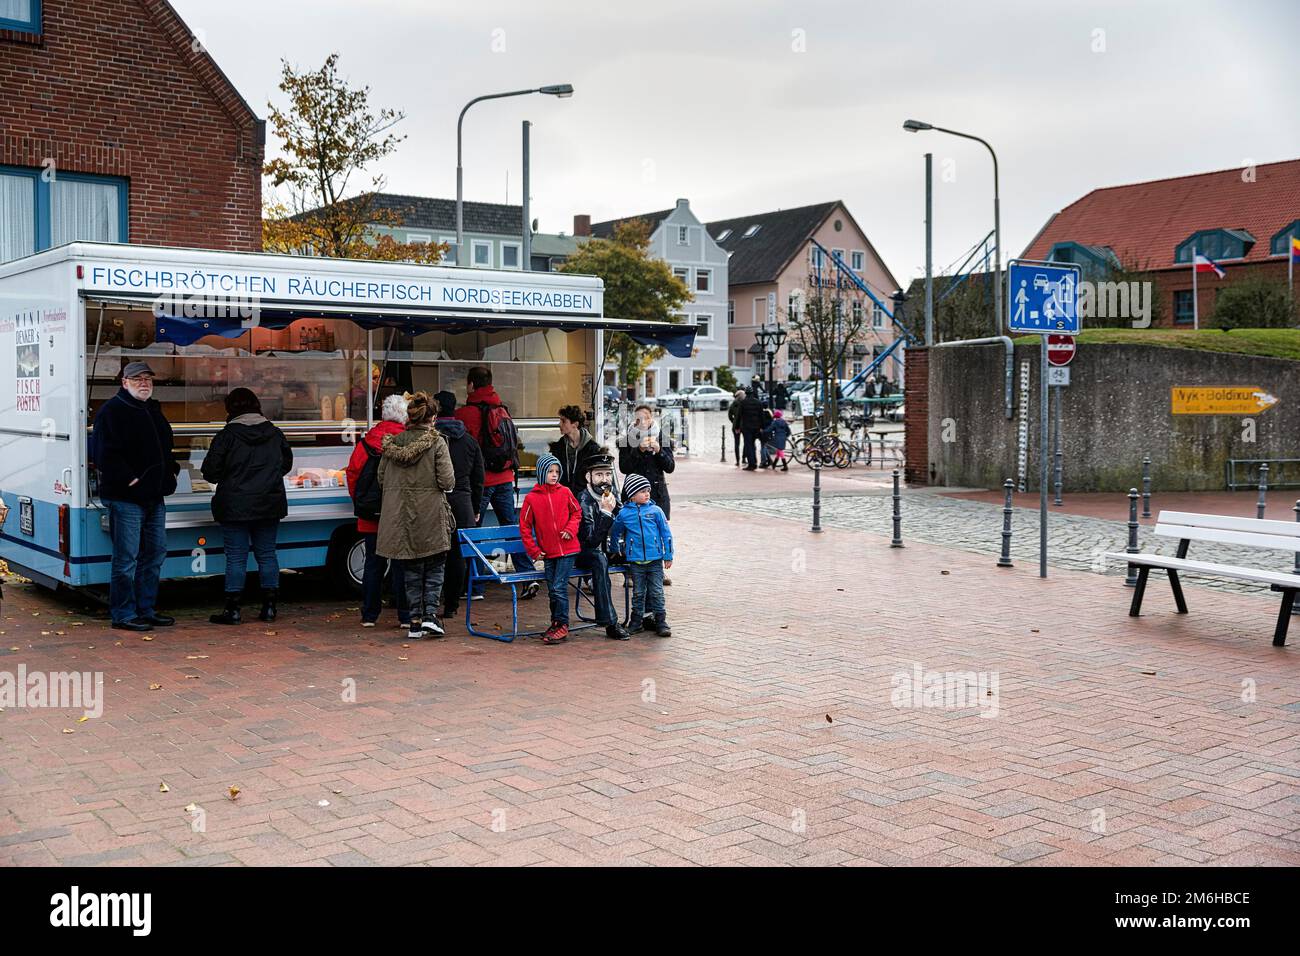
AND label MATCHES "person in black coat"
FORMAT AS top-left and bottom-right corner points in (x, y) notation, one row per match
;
(618, 404), (675, 519)
(91, 361), (181, 632)
(549, 404), (604, 498)
(434, 391), (485, 619)
(200, 388), (292, 625)
(738, 388), (771, 470)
